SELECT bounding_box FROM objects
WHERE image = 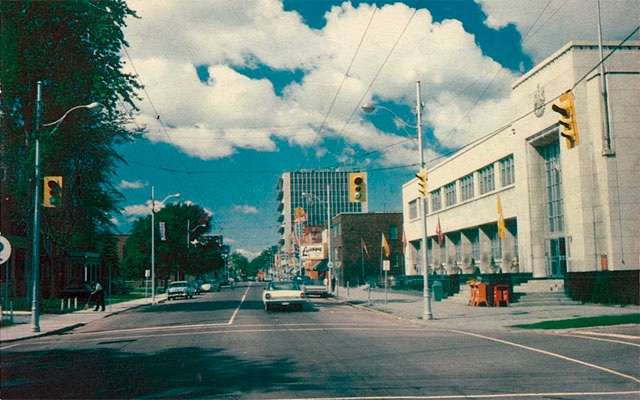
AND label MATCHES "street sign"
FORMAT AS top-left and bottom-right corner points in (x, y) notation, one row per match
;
(0, 235), (11, 264)
(383, 260), (390, 271)
(327, 261), (334, 269)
